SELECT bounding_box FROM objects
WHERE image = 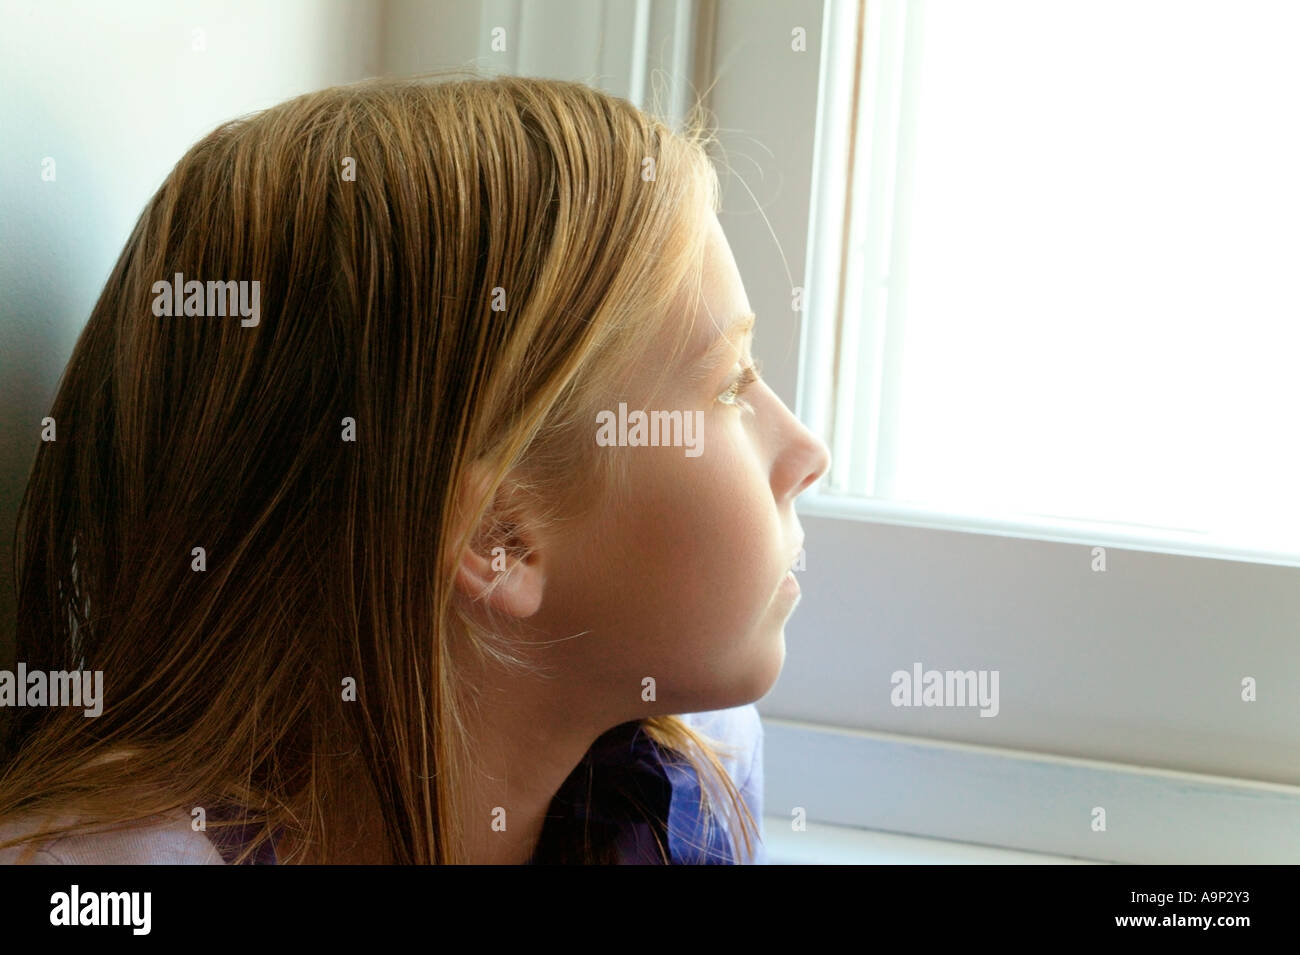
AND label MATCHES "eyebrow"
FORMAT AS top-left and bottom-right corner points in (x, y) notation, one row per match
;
(690, 311), (755, 379)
